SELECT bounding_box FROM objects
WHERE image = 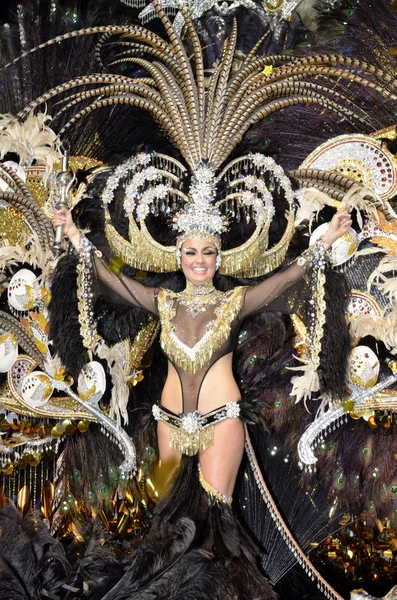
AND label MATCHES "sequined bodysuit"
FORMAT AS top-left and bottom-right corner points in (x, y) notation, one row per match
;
(93, 255), (311, 429)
